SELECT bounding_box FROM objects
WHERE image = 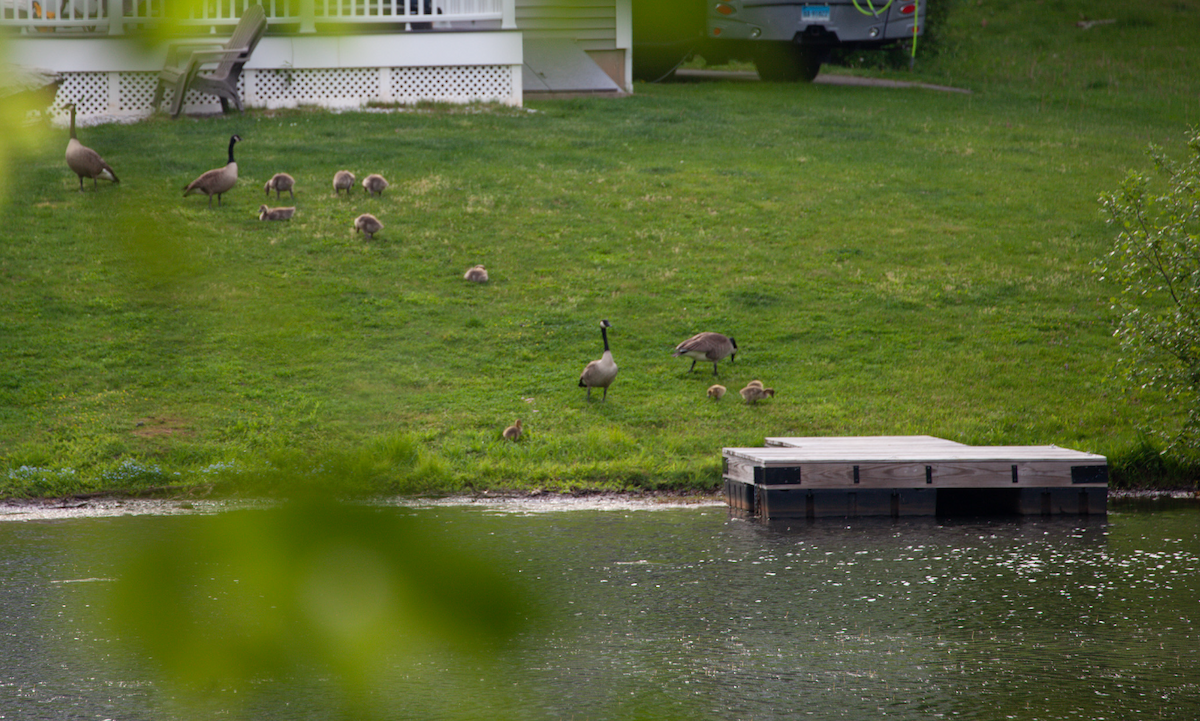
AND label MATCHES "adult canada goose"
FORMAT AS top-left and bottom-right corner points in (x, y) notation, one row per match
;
(184, 134), (241, 208)
(673, 332), (738, 375)
(258, 205), (295, 221)
(707, 384), (726, 400)
(354, 213), (383, 240)
(333, 170), (355, 195)
(362, 173), (389, 196)
(64, 103), (118, 191)
(502, 419), (522, 441)
(579, 319), (618, 401)
(464, 265), (488, 283)
(740, 383), (775, 404)
(264, 172), (294, 199)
